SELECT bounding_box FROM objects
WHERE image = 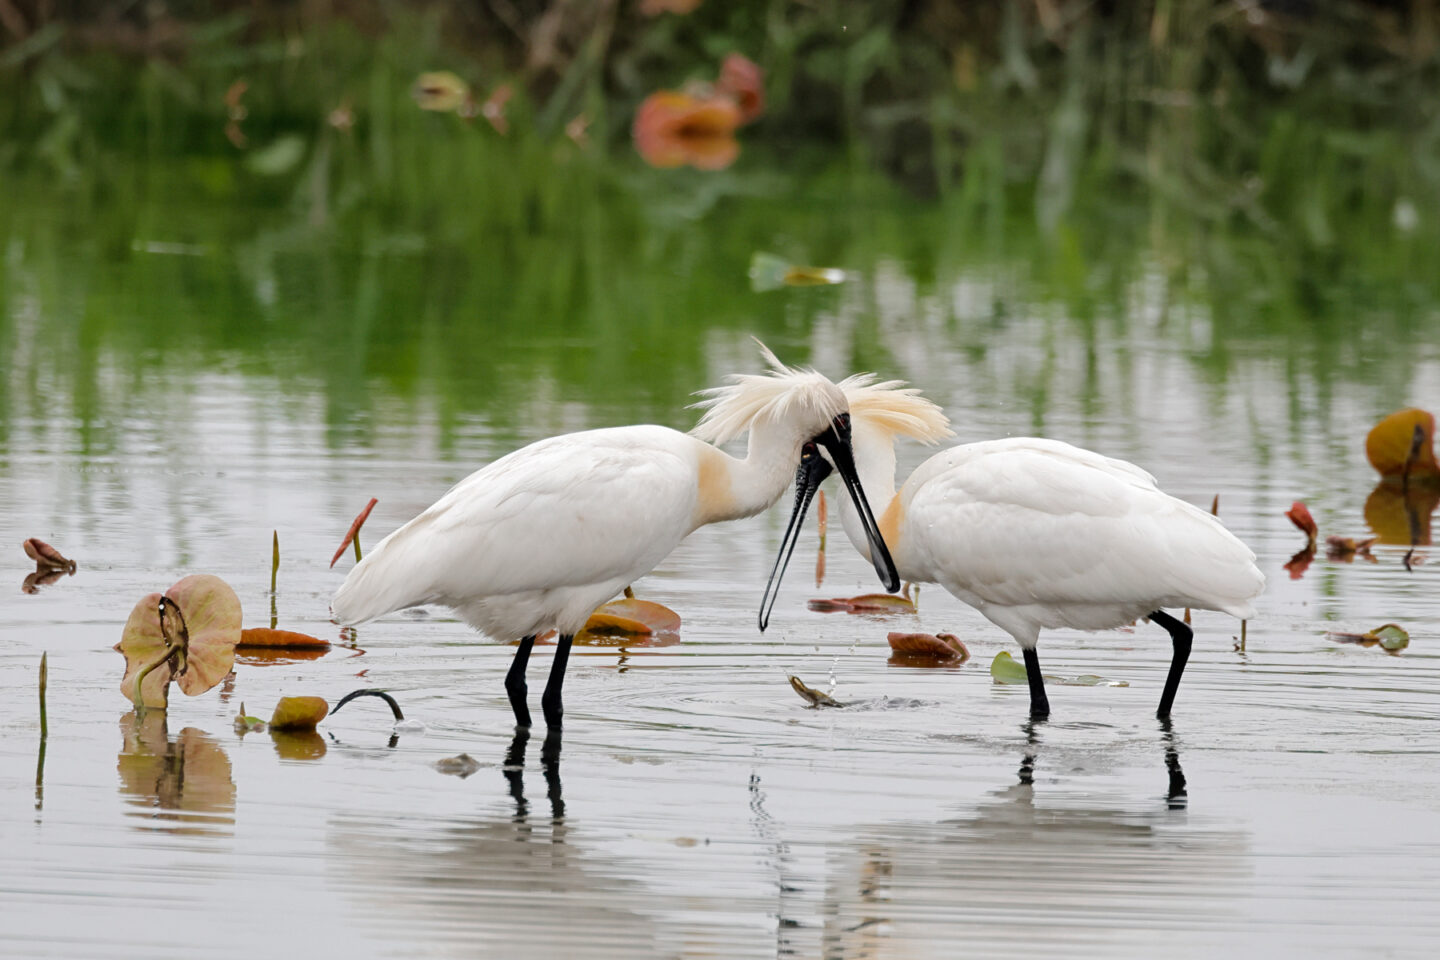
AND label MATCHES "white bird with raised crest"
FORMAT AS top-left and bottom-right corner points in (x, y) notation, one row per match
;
(331, 344), (898, 729)
(793, 376), (1264, 719)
